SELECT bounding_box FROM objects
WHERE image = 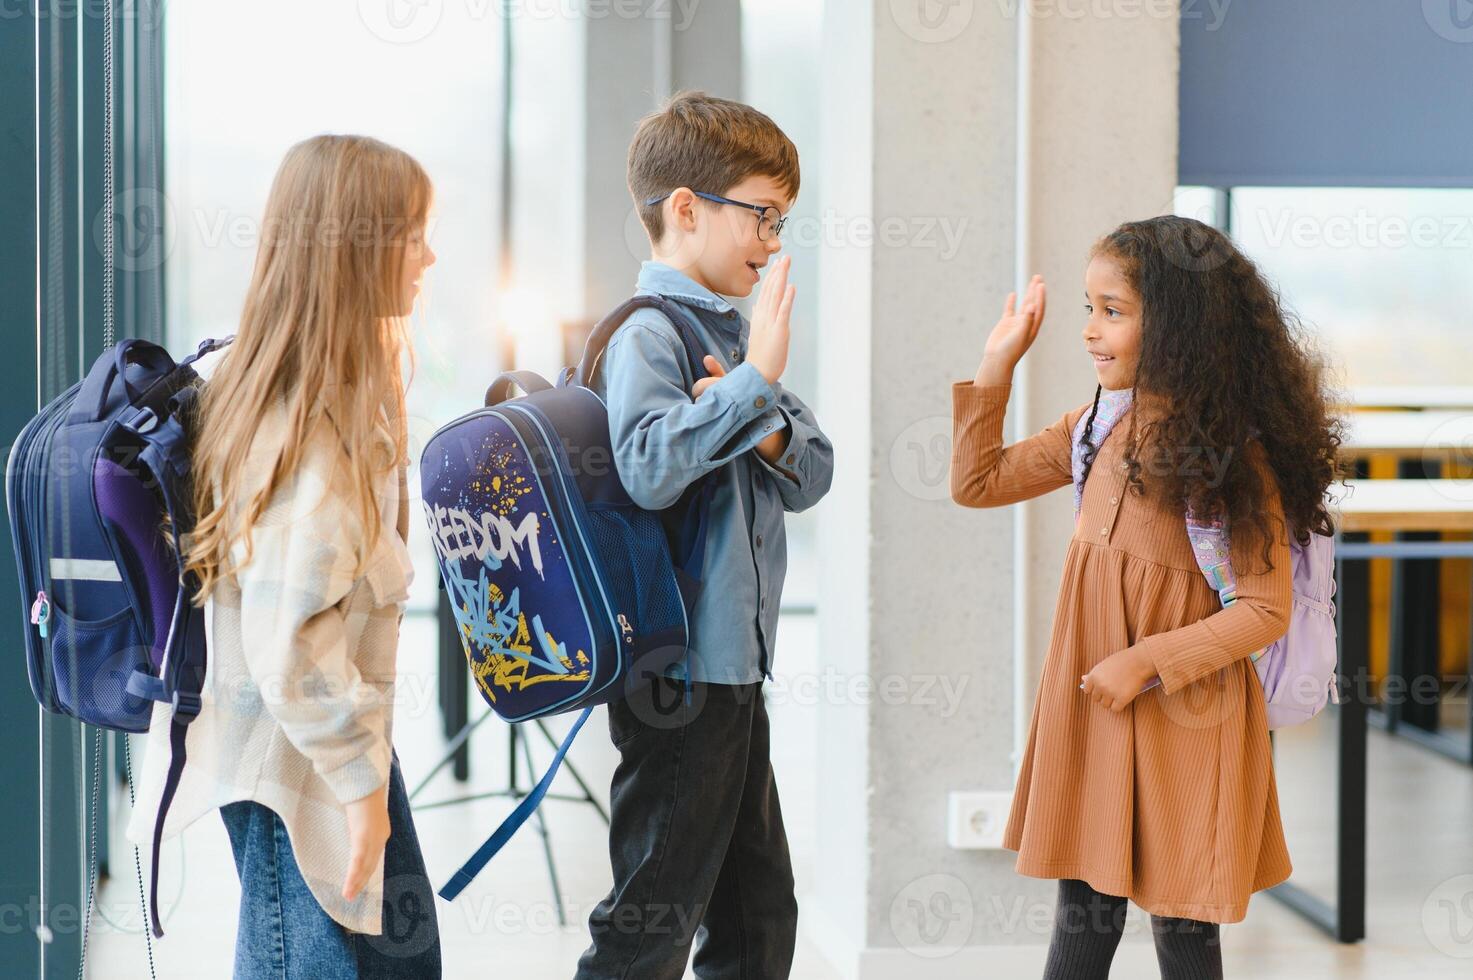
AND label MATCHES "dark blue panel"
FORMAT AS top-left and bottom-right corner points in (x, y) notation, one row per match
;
(1180, 1), (1473, 187)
